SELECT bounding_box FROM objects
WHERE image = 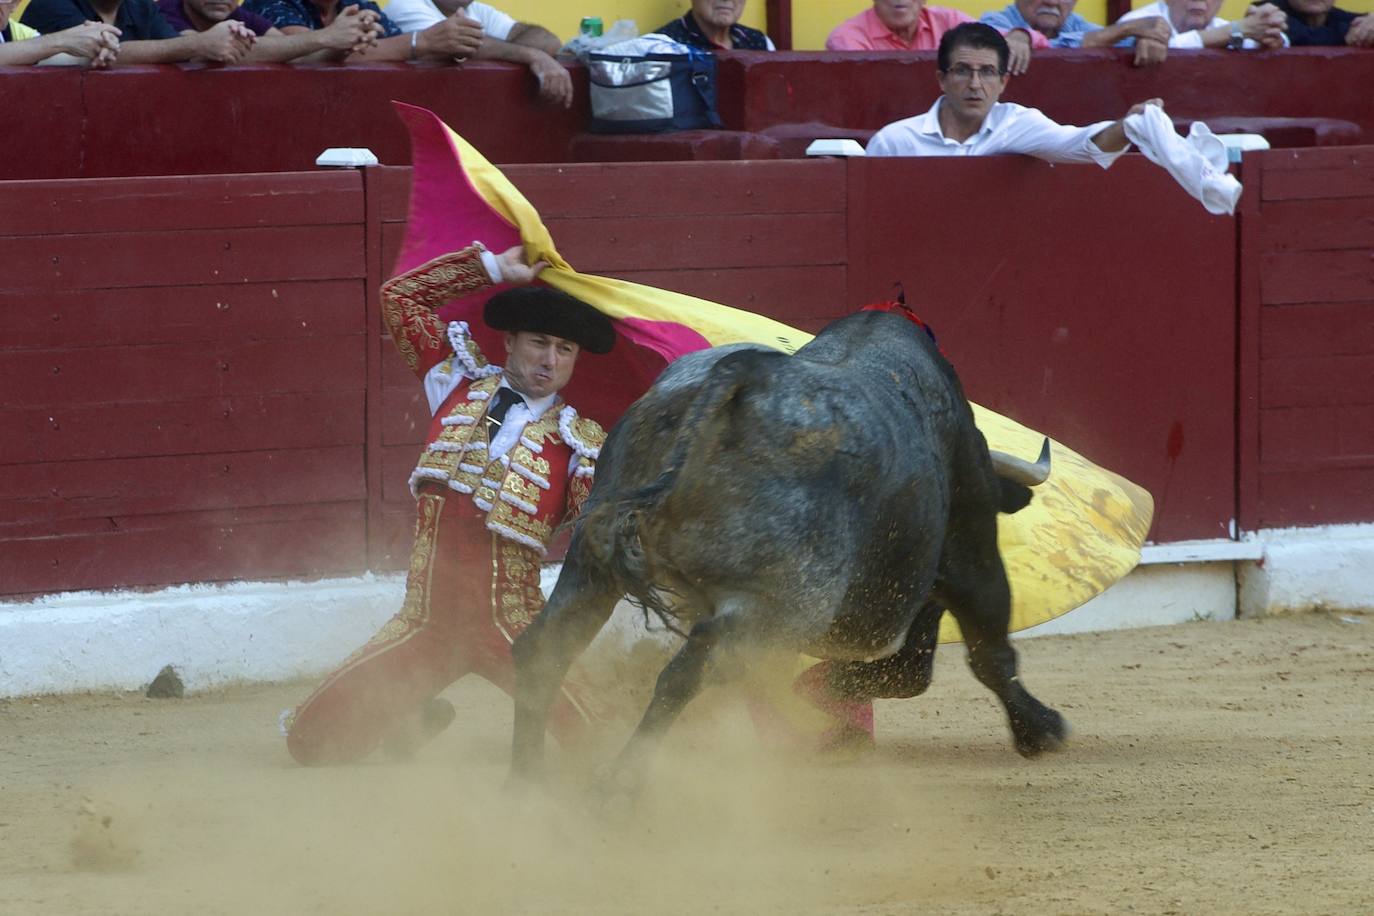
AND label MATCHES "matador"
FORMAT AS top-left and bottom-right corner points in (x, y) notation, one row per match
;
(284, 241), (614, 765)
